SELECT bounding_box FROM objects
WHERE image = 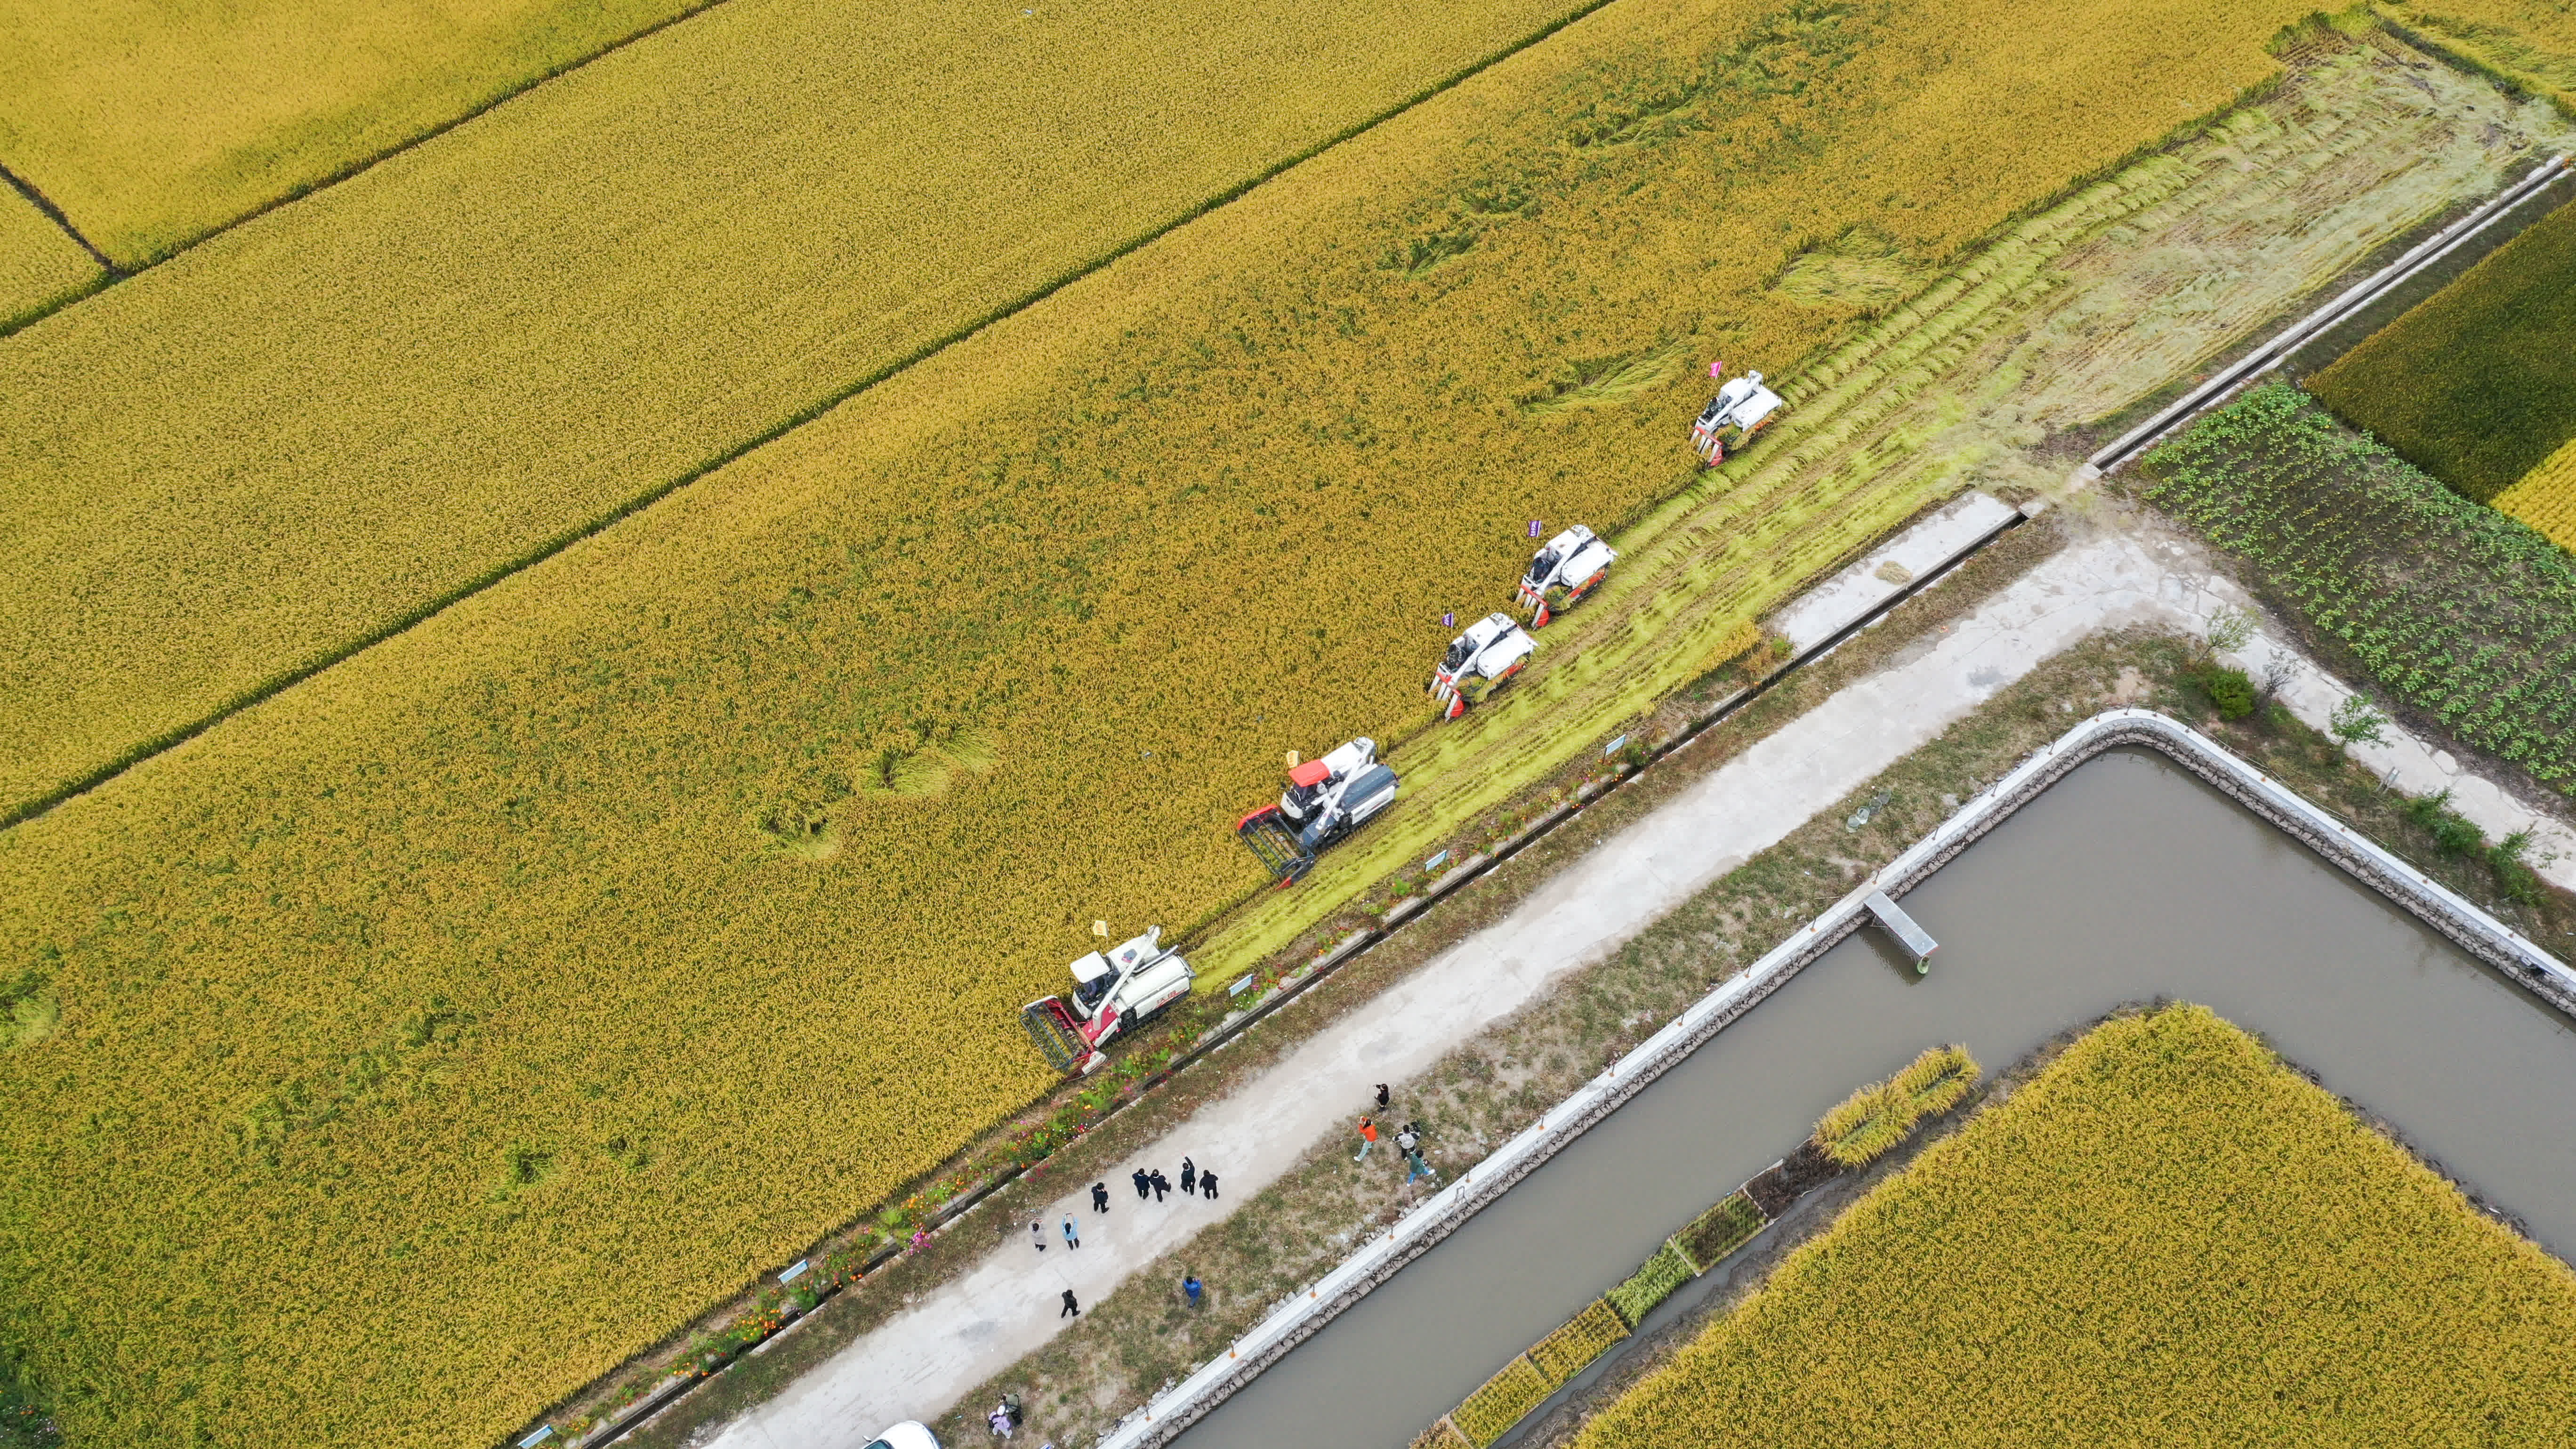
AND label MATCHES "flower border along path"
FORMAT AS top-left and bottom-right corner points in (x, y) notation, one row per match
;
(1094, 708), (2576, 1449)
